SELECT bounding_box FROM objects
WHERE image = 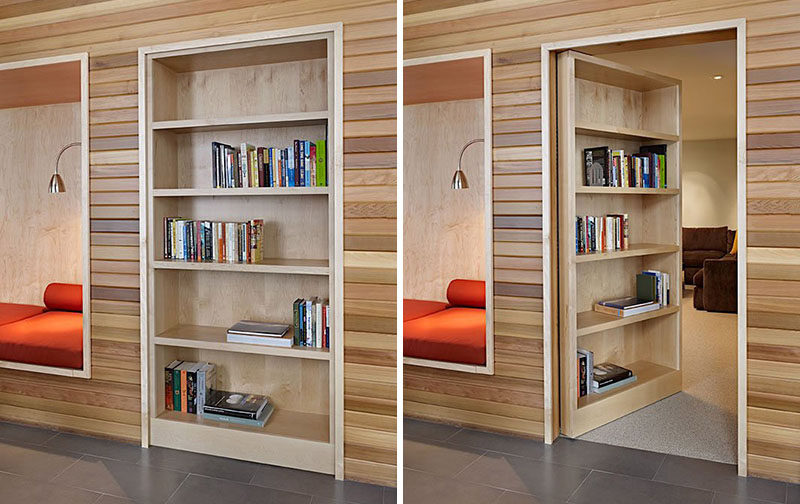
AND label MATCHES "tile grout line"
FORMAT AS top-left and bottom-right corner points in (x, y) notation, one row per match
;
(163, 472), (191, 504)
(449, 450), (487, 479)
(565, 468), (594, 504)
(47, 453), (85, 484)
(651, 453), (668, 481)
